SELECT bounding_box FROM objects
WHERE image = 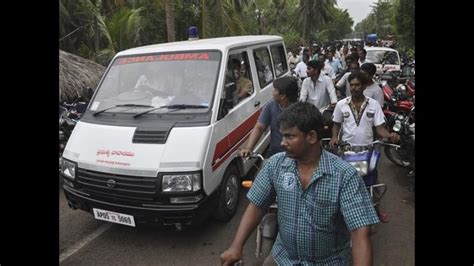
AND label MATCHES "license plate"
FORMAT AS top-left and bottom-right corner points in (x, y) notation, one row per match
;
(93, 208), (136, 227)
